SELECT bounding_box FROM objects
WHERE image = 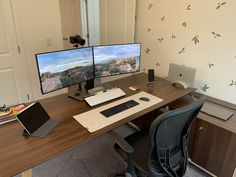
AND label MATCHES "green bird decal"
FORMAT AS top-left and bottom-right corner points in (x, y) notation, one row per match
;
(216, 2), (227, 9)
(208, 63), (215, 68)
(182, 22), (187, 28)
(145, 48), (151, 55)
(179, 47), (186, 54)
(229, 80), (236, 86)
(161, 16), (165, 22)
(156, 62), (160, 67)
(148, 4), (154, 10)
(186, 4), (191, 10)
(158, 38), (164, 43)
(212, 31), (221, 38)
(192, 35), (200, 45)
(202, 85), (210, 92)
